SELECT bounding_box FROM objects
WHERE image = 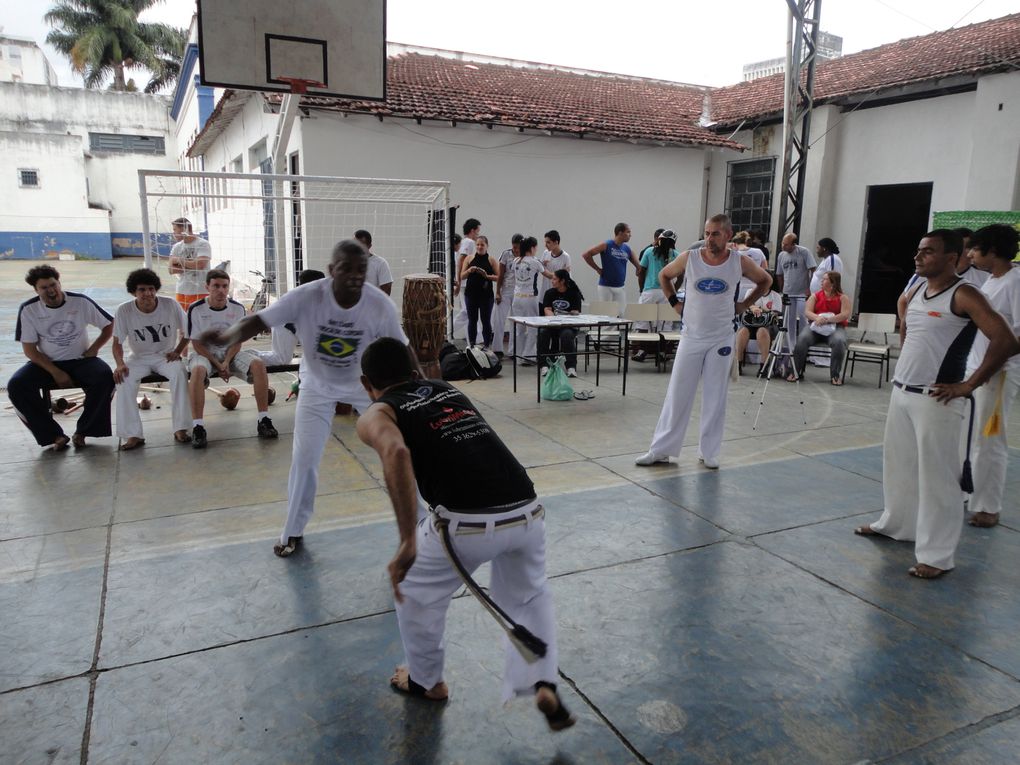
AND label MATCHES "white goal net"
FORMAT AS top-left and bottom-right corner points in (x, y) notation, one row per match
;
(138, 170), (451, 314)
